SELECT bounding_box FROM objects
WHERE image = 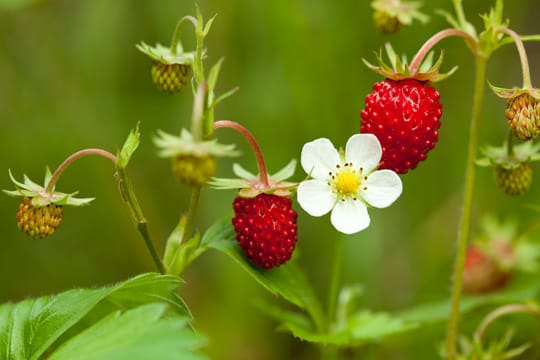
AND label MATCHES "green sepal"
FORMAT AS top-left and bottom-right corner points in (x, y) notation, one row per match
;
(209, 159), (298, 197)
(117, 123), (140, 170)
(477, 141), (540, 169)
(154, 129), (239, 158)
(136, 42), (197, 65)
(363, 42), (456, 82)
(488, 81), (540, 100)
(4, 169), (94, 207)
